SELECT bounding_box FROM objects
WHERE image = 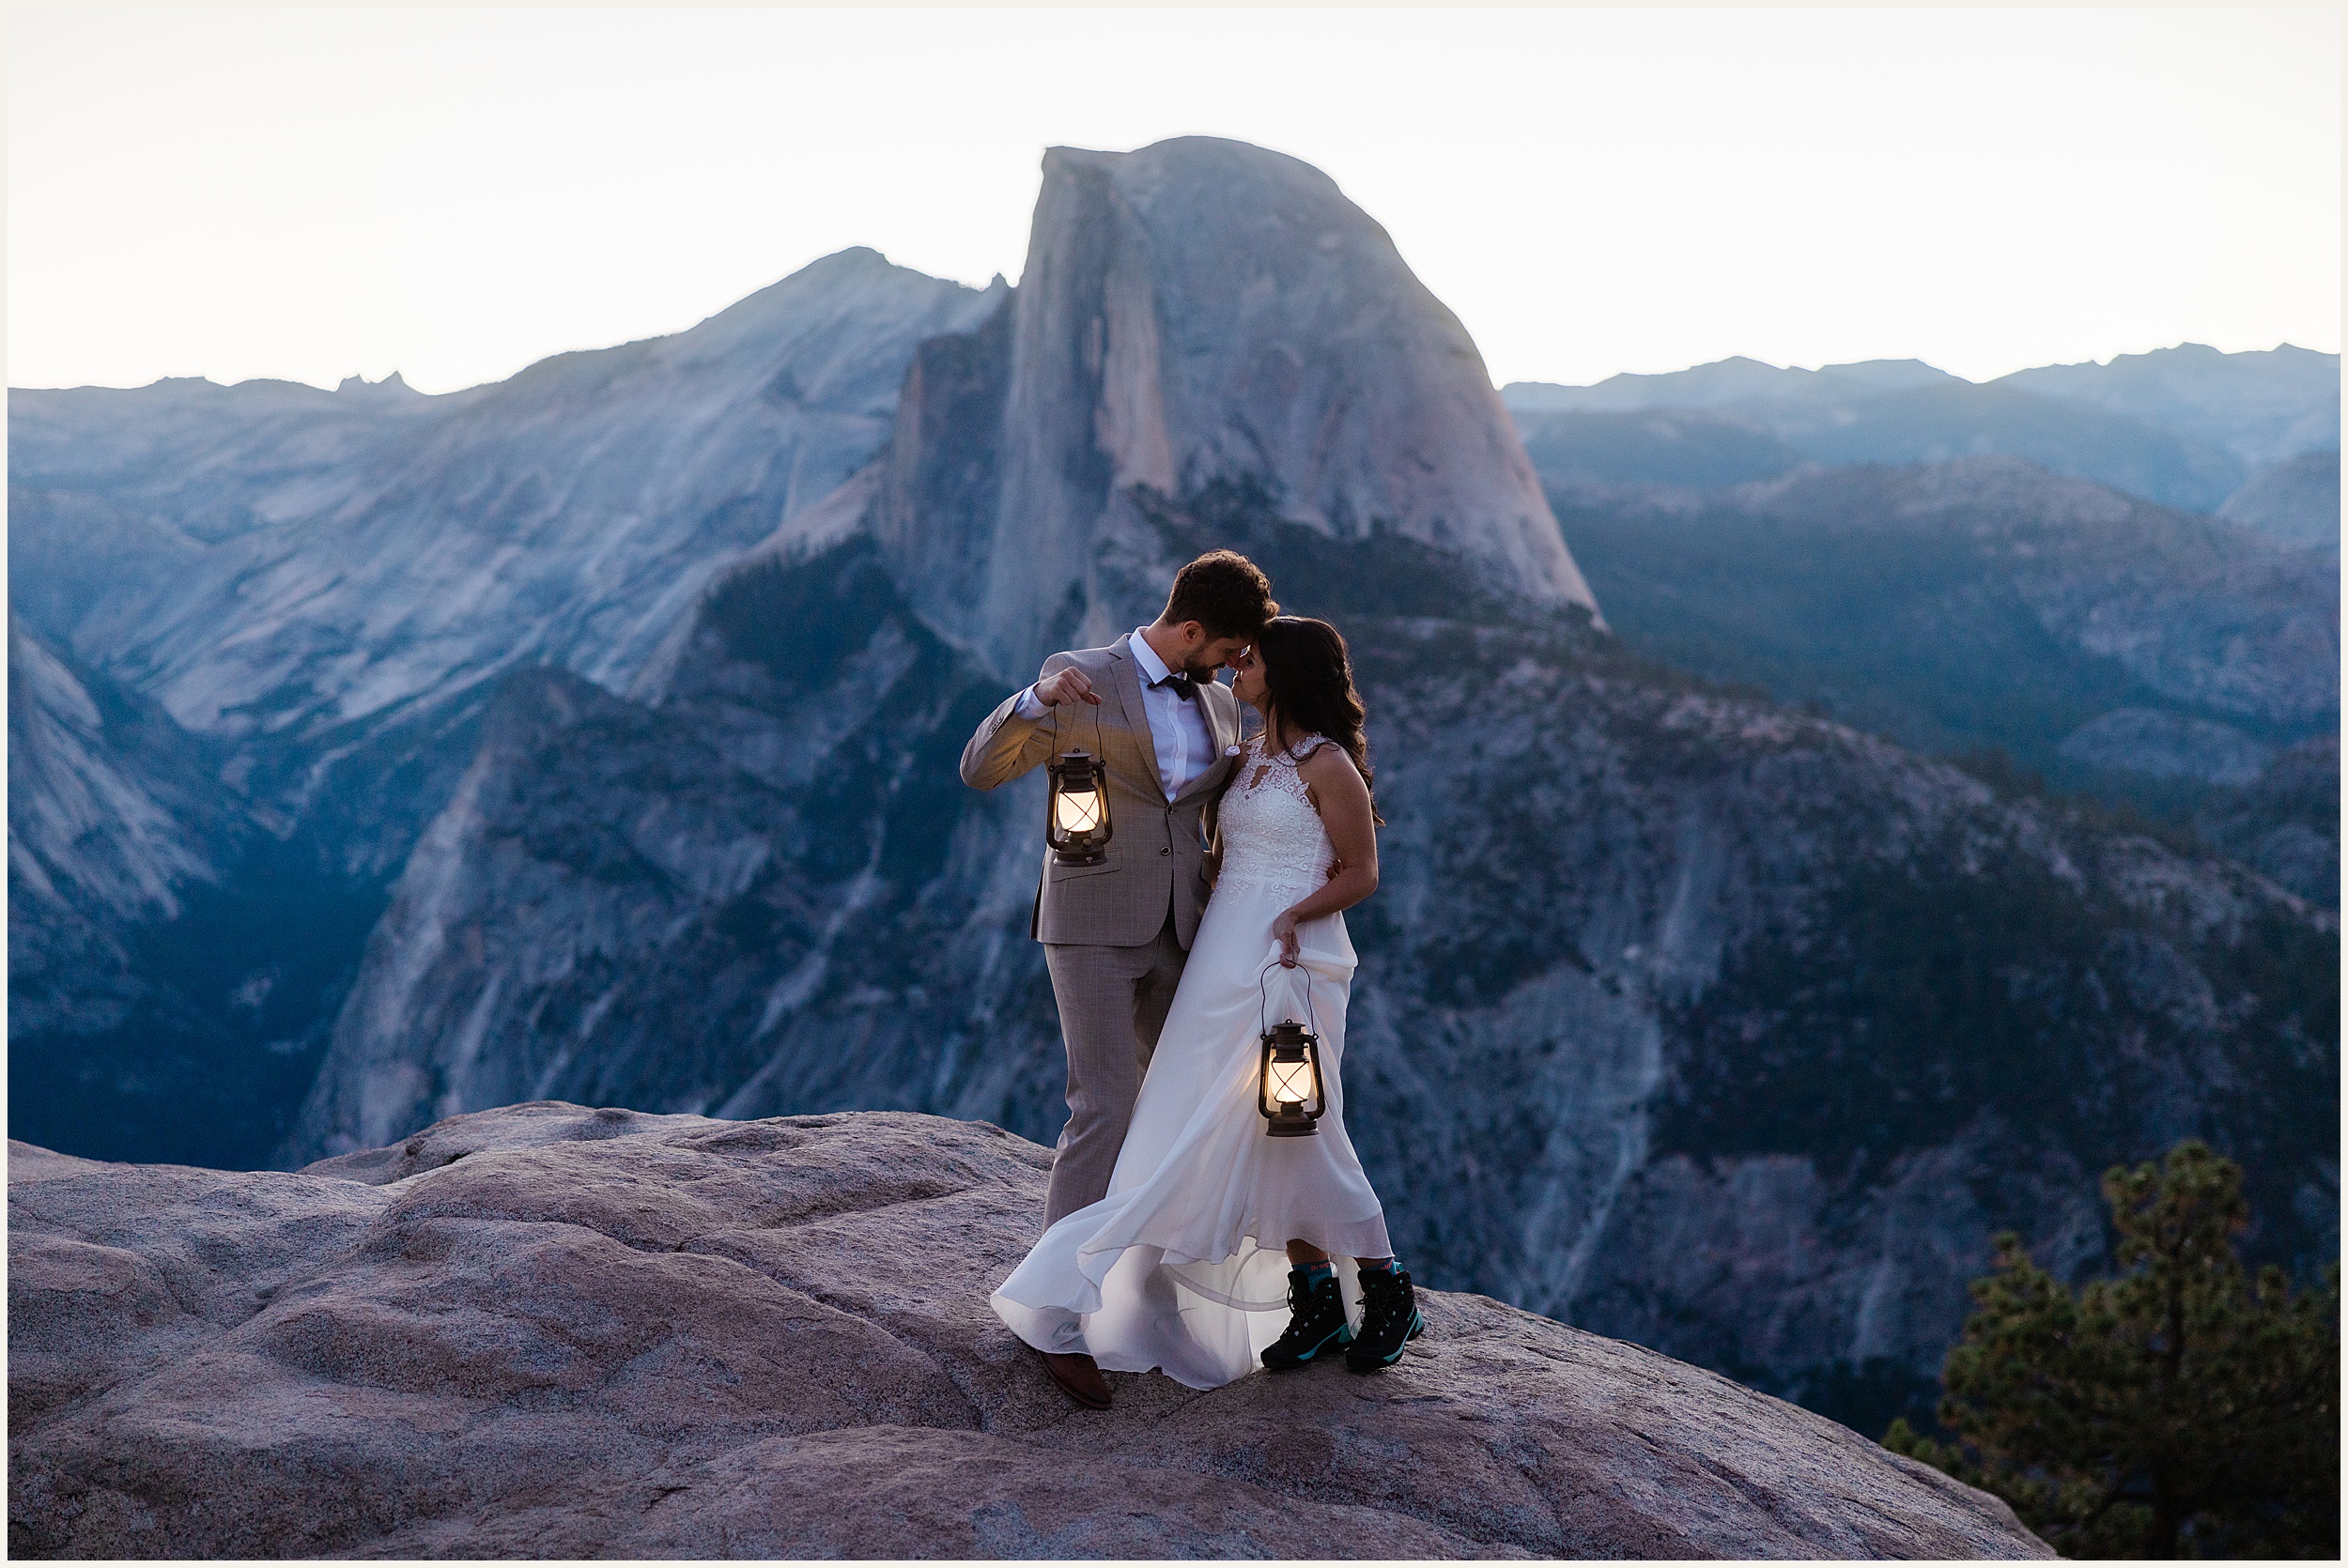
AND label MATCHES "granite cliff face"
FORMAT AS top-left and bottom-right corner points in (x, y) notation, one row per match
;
(877, 137), (1597, 682)
(282, 541), (1034, 1161)
(8, 615), (222, 1066)
(9, 1103), (2050, 1559)
(10, 248), (1001, 867)
(8, 617), (222, 967)
(6, 617), (363, 1166)
(10, 250), (1002, 1169)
